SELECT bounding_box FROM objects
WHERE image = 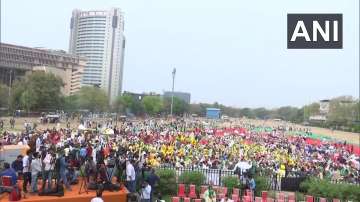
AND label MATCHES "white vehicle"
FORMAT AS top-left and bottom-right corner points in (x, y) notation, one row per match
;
(221, 115), (229, 120)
